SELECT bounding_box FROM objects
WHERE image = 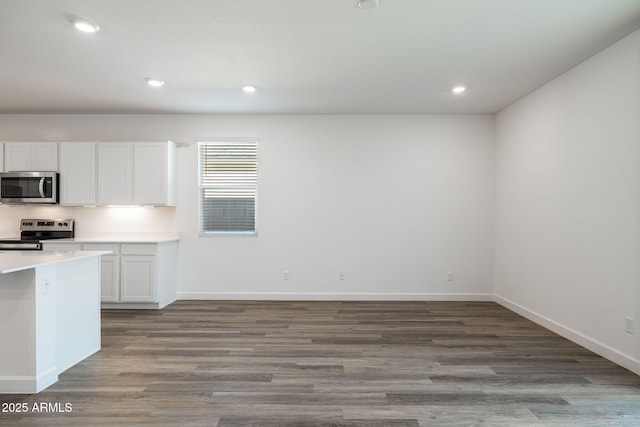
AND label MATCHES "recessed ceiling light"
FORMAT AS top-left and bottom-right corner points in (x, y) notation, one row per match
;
(357, 0), (380, 10)
(71, 18), (100, 33)
(242, 84), (257, 93)
(146, 78), (165, 88)
(452, 85), (466, 94)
